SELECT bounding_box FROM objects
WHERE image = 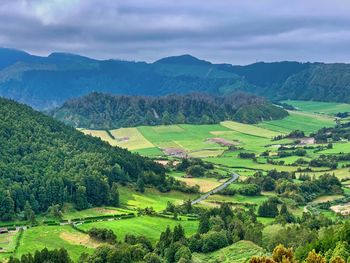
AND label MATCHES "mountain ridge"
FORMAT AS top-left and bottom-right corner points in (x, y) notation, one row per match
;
(1, 47), (350, 109)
